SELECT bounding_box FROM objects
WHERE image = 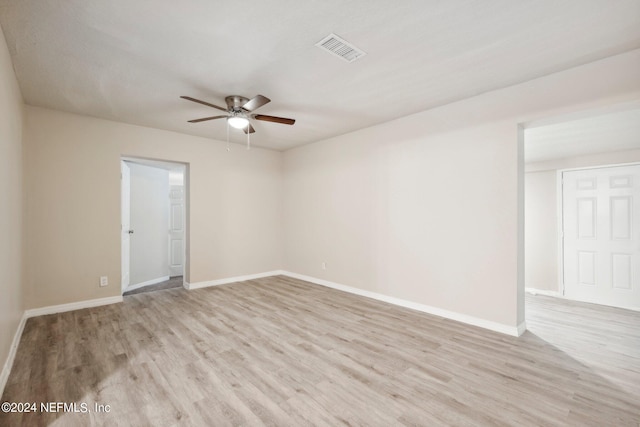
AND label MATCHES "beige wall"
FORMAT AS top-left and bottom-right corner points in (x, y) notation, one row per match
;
(524, 170), (558, 292)
(24, 107), (282, 309)
(524, 148), (640, 293)
(0, 24), (24, 383)
(283, 49), (640, 330)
